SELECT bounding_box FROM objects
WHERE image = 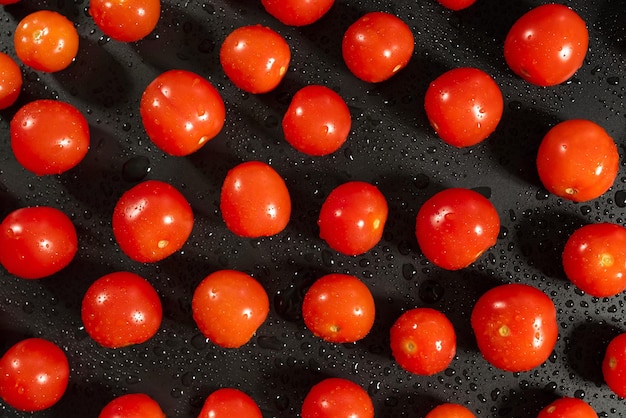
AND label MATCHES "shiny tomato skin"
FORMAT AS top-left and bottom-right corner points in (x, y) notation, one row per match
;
(192, 270), (269, 348)
(603, 333), (626, 398)
(436, 0), (477, 11)
(140, 69), (226, 156)
(220, 161), (291, 238)
(426, 403), (475, 418)
(13, 10), (79, 72)
(0, 338), (69, 412)
(537, 397), (598, 418)
(11, 99), (90, 175)
(282, 85), (352, 156)
(390, 307), (456, 376)
(198, 388), (262, 418)
(112, 180), (194, 263)
(99, 393), (166, 418)
(536, 119), (618, 202)
(424, 67), (503, 147)
(301, 377), (374, 418)
(0, 52), (22, 109)
(262, 0), (334, 26)
(90, 0), (161, 42)
(415, 188), (500, 270)
(318, 181), (388, 256)
(0, 206), (78, 279)
(220, 25), (290, 94)
(504, 4), (588, 86)
(471, 283), (558, 372)
(0, 0), (21, 4)
(302, 273), (375, 343)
